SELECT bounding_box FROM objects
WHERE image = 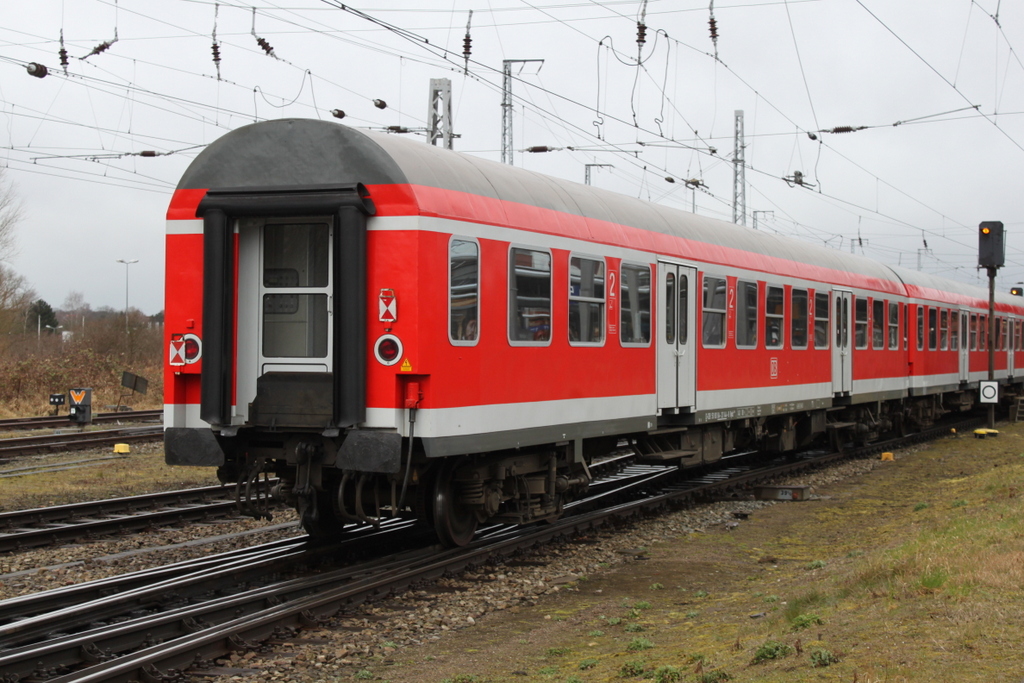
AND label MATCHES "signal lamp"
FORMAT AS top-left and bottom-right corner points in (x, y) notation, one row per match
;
(374, 334), (403, 366)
